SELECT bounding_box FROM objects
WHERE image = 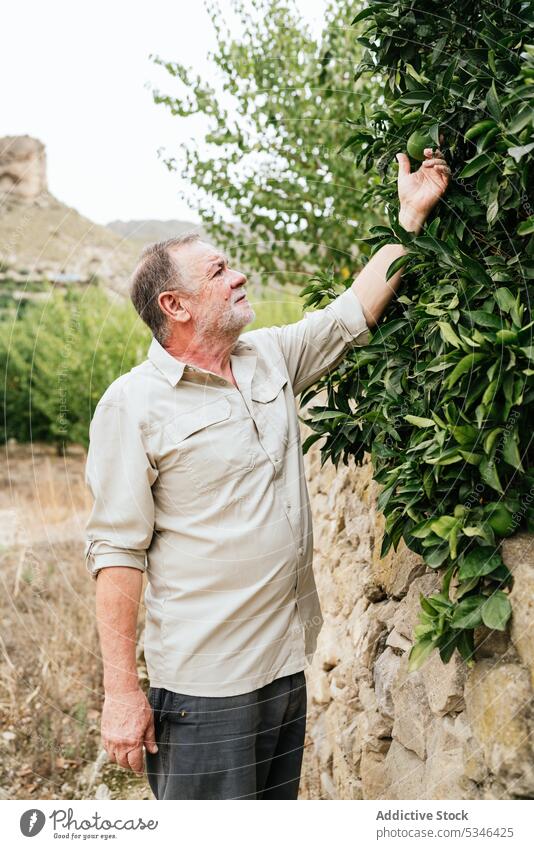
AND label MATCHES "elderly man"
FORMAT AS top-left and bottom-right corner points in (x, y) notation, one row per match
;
(84, 148), (450, 800)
